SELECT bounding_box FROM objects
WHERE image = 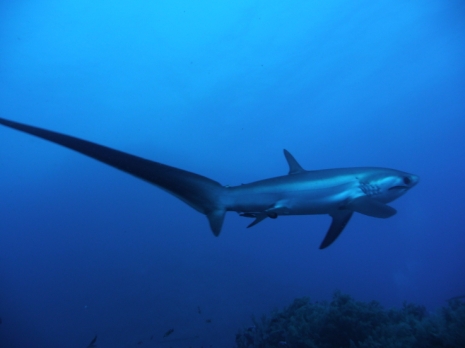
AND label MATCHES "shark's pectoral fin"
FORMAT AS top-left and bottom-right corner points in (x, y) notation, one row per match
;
(347, 196), (397, 218)
(320, 197), (396, 248)
(207, 210), (226, 236)
(319, 210), (353, 249)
